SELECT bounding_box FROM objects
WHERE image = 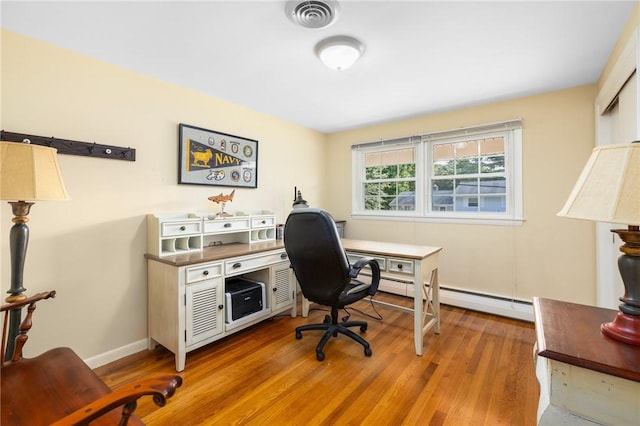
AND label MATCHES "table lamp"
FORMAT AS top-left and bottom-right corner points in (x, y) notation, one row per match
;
(0, 140), (69, 359)
(557, 142), (640, 345)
